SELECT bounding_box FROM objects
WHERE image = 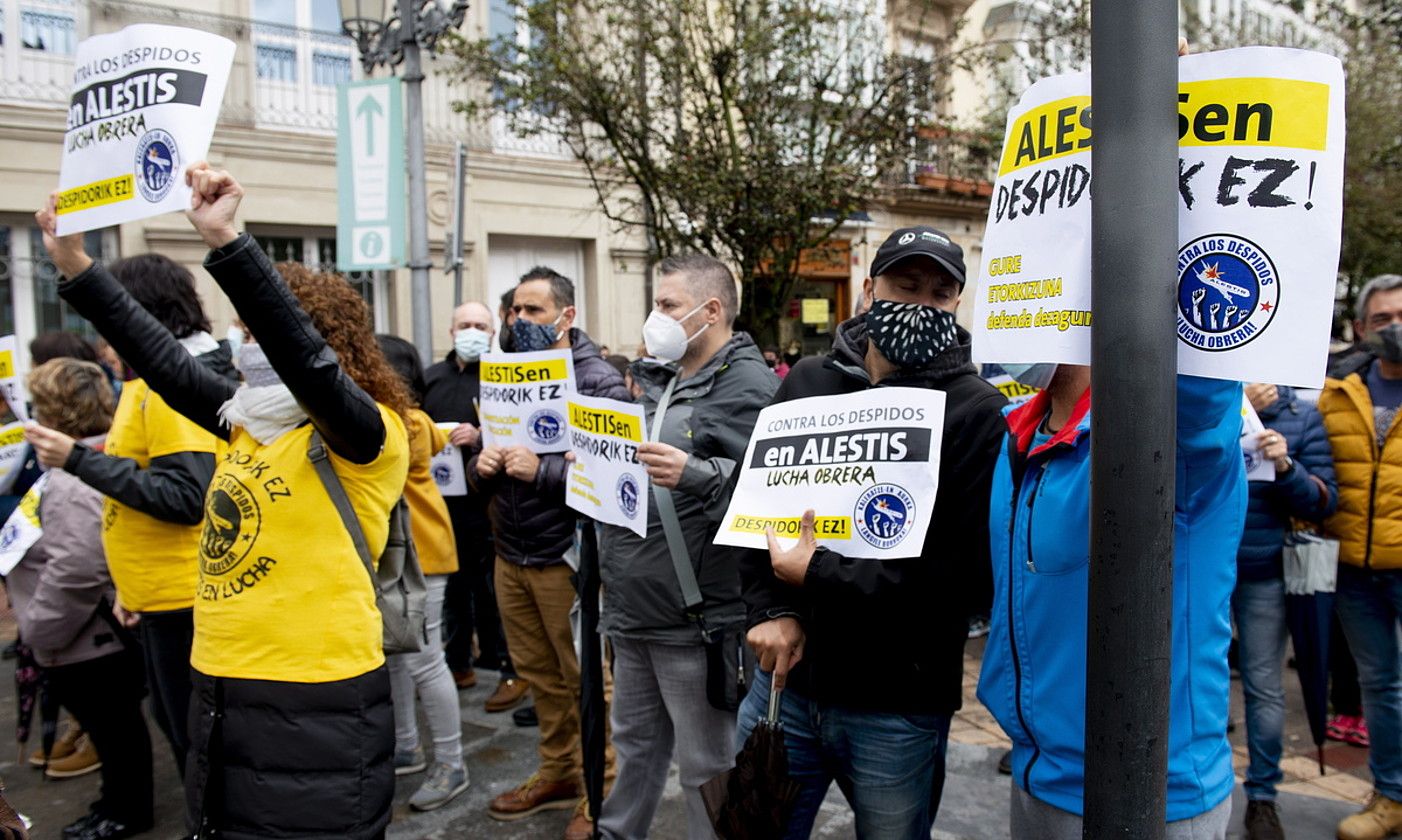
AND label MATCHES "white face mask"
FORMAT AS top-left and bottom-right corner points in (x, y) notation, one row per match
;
(642, 301), (710, 363)
(225, 325), (244, 361)
(454, 327), (491, 362)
